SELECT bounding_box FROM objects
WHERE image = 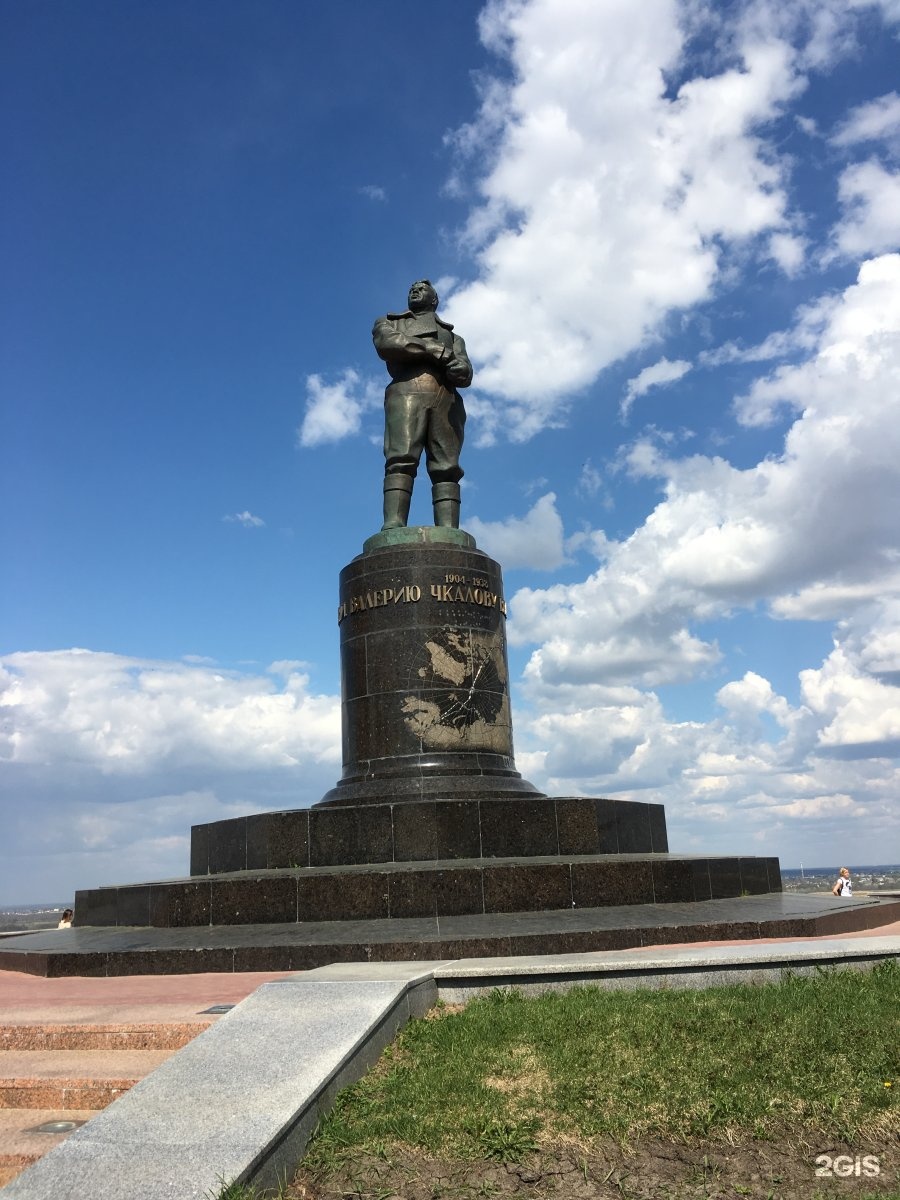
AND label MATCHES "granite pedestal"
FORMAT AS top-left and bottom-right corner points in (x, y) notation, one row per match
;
(322, 531), (540, 806)
(9, 527), (800, 977)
